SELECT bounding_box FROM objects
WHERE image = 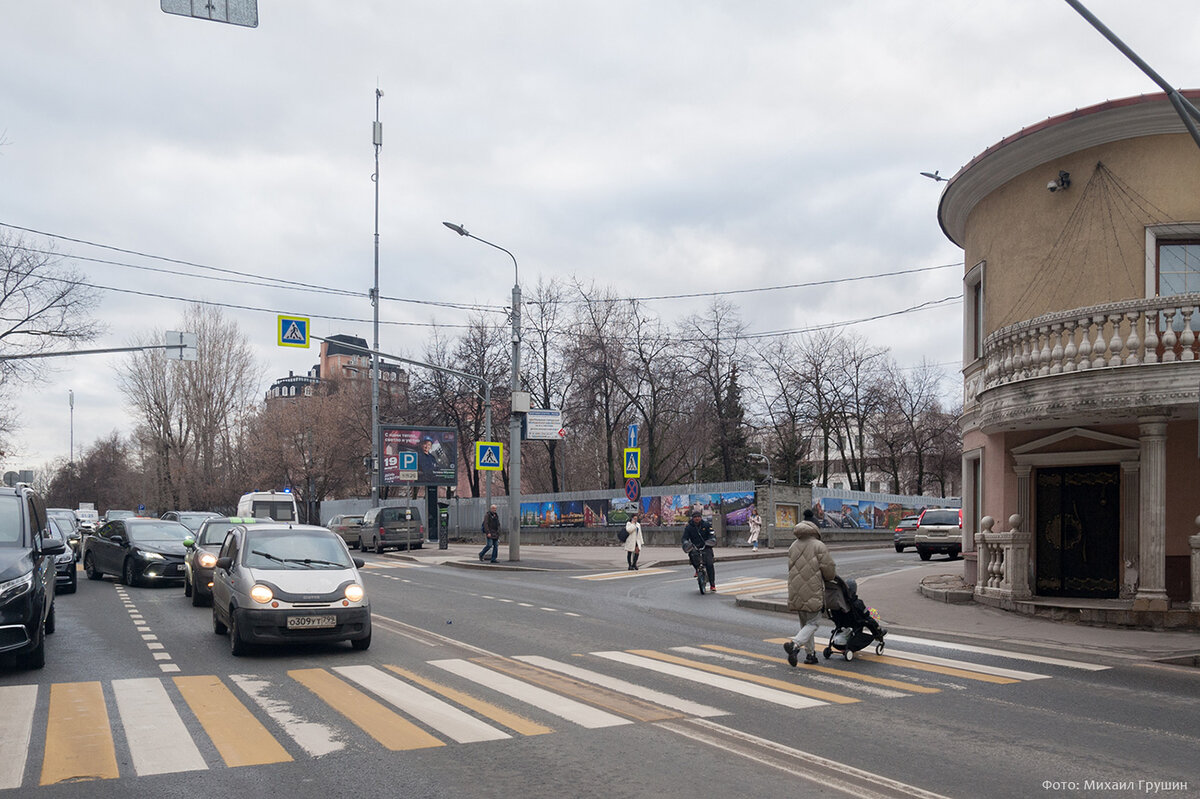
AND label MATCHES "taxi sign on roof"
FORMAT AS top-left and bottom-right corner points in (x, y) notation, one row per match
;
(278, 315), (310, 348)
